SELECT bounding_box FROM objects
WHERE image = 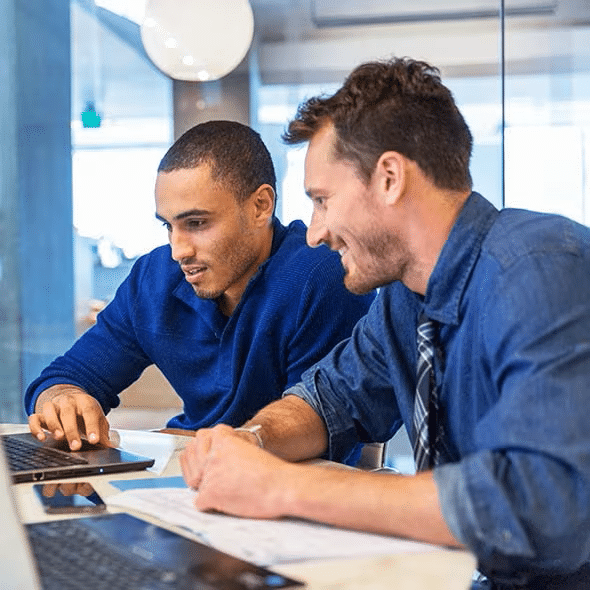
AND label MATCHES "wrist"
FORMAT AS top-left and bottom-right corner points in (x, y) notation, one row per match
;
(234, 424), (264, 448)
